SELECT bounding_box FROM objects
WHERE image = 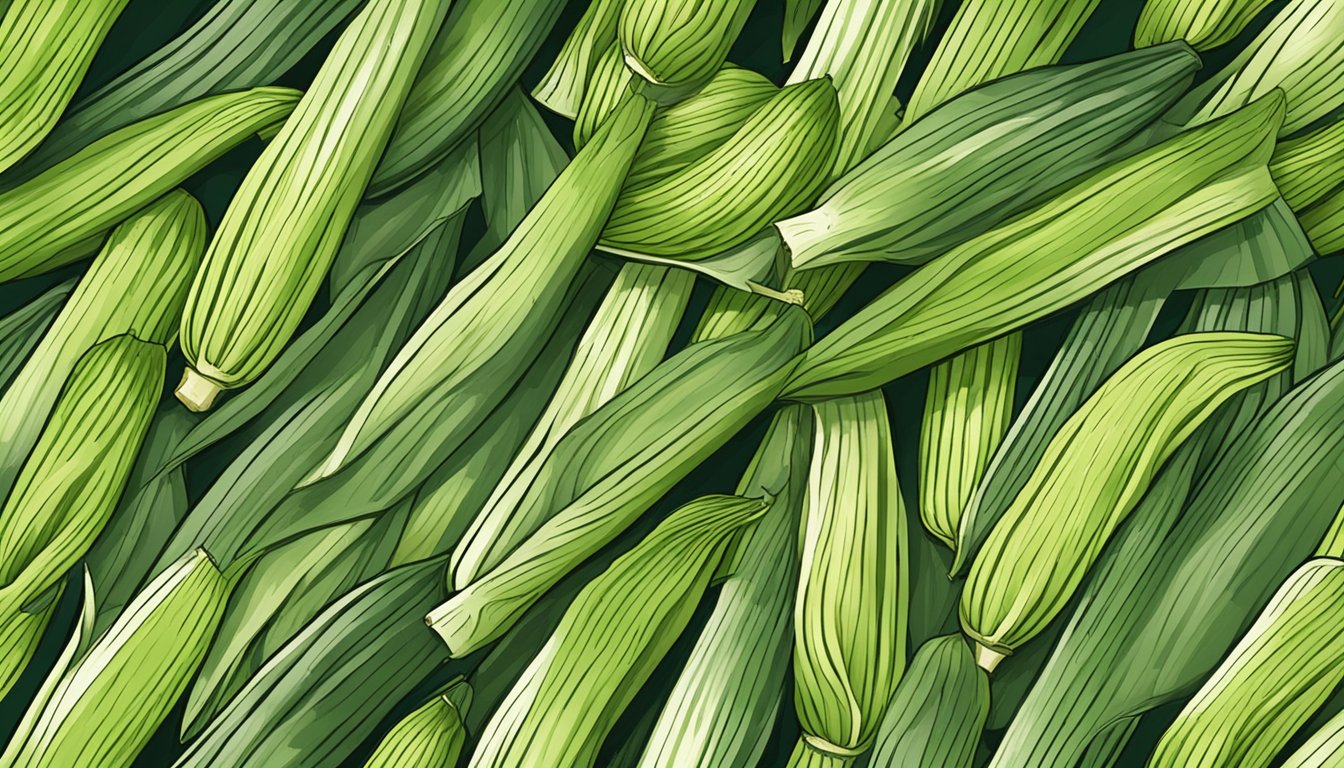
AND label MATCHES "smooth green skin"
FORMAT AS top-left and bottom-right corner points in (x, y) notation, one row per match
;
(962, 332), (1295, 656)
(468, 496), (765, 768)
(1147, 558), (1344, 768)
(1137, 0), (1277, 51)
(792, 392), (907, 762)
(0, 0), (129, 174)
(181, 0), (453, 394)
